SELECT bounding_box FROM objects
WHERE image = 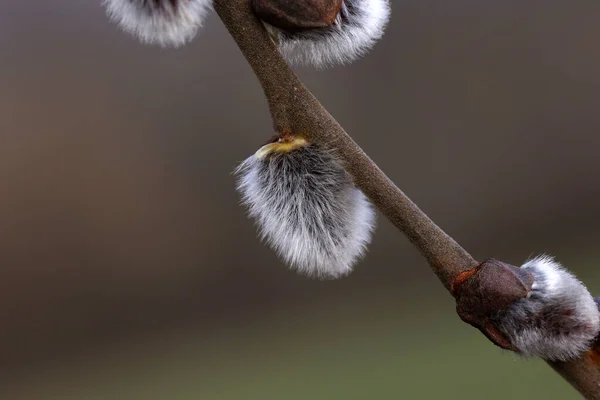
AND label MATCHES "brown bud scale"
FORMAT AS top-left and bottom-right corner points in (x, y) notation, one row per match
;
(454, 258), (534, 351)
(252, 0), (343, 32)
